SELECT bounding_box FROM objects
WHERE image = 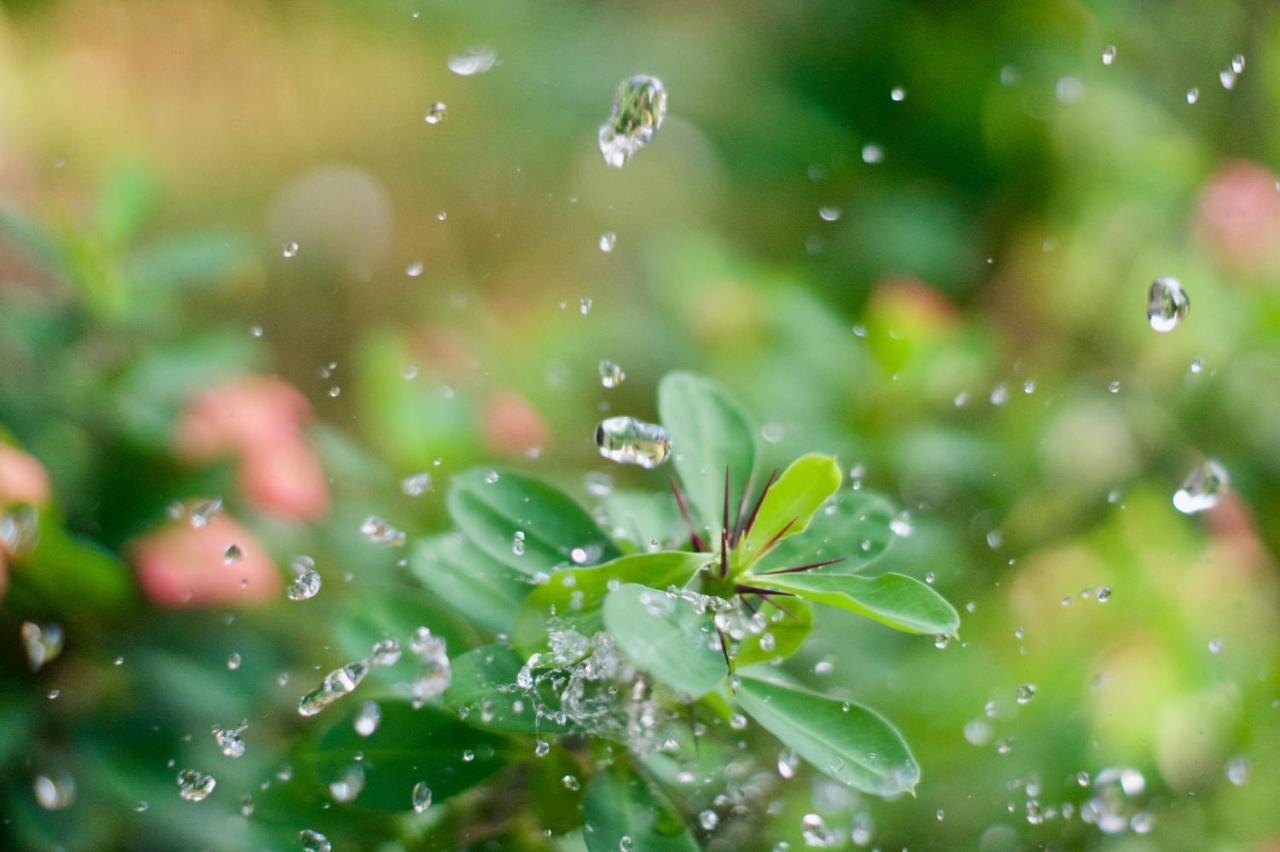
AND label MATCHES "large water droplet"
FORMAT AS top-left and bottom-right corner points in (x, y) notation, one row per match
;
(21, 622), (64, 672)
(176, 769), (216, 802)
(298, 660), (371, 716)
(1147, 276), (1189, 332)
(595, 417), (671, 468)
(598, 75), (667, 168)
(1173, 459), (1228, 514)
(287, 568), (322, 601)
(447, 47), (497, 76)
(33, 772), (76, 810)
